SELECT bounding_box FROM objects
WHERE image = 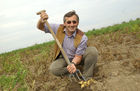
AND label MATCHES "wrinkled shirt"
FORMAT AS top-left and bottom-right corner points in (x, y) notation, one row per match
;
(44, 24), (88, 59)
